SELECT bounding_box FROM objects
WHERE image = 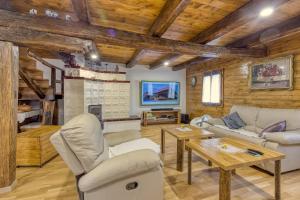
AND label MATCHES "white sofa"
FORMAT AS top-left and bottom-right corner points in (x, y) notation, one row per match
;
(204, 105), (300, 173)
(50, 114), (163, 200)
